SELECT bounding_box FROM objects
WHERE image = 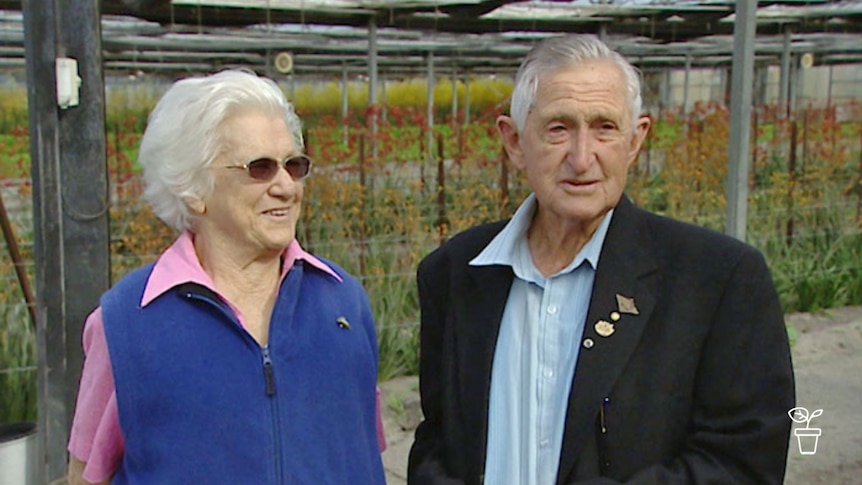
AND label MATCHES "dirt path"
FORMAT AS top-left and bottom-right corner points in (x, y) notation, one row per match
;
(783, 306), (862, 485)
(379, 306), (862, 485)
